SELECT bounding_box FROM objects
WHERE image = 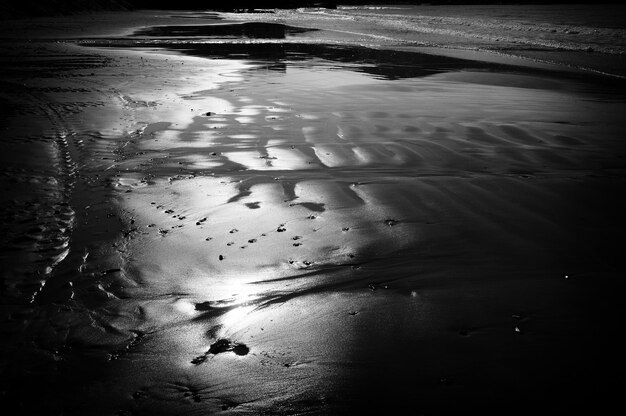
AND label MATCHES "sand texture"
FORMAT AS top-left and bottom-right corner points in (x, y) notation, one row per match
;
(1, 5), (625, 415)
